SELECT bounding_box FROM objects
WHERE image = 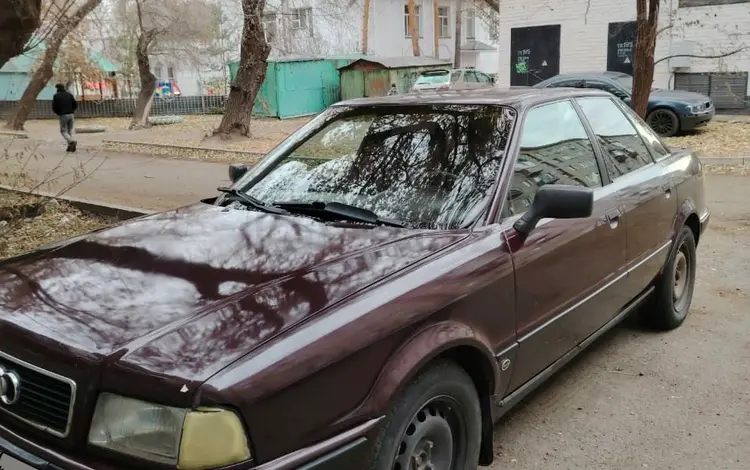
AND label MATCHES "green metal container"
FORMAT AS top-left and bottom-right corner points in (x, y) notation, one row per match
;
(338, 57), (453, 100)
